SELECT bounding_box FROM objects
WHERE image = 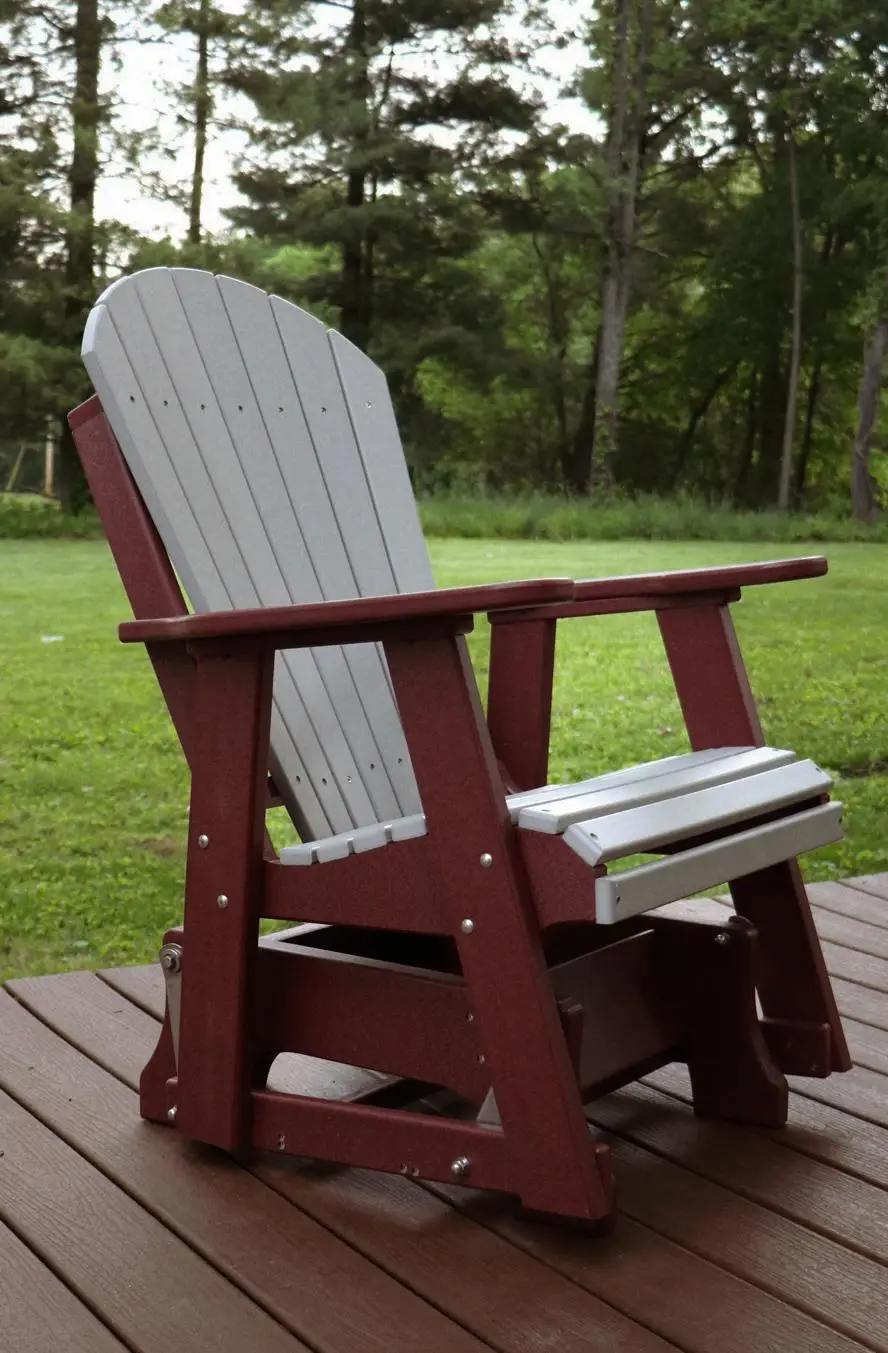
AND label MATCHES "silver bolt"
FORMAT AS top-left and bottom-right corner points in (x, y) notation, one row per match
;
(715, 932), (730, 946)
(399, 1163), (410, 1175)
(277, 1133), (286, 1152)
(410, 1167), (420, 1178)
(216, 894), (229, 909)
(465, 1011), (475, 1023)
(450, 1156), (471, 1177)
(160, 943), (182, 973)
(167, 1105), (177, 1123)
(477, 1053), (486, 1065)
(480, 853), (493, 869)
(461, 918), (474, 934)
(197, 834), (209, 849)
